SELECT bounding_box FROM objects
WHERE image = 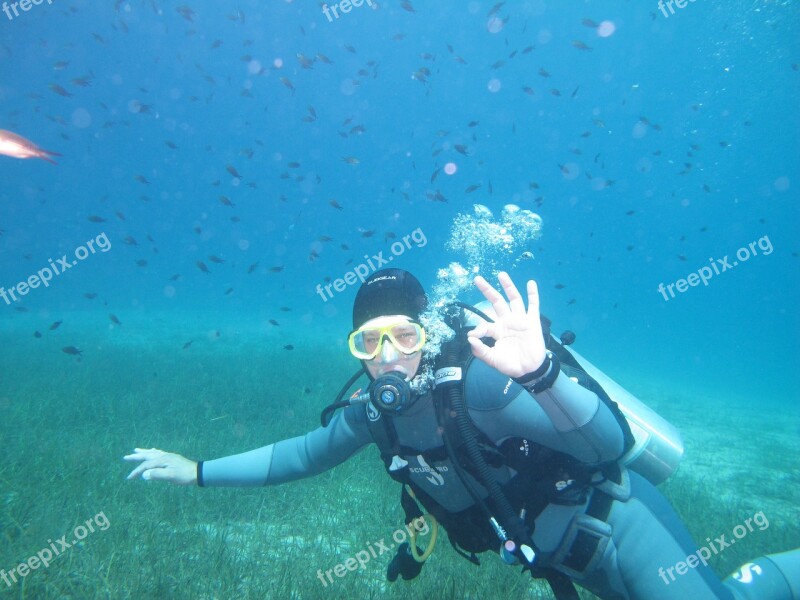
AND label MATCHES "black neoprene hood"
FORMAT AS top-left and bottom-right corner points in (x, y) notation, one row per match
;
(352, 269), (428, 328)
